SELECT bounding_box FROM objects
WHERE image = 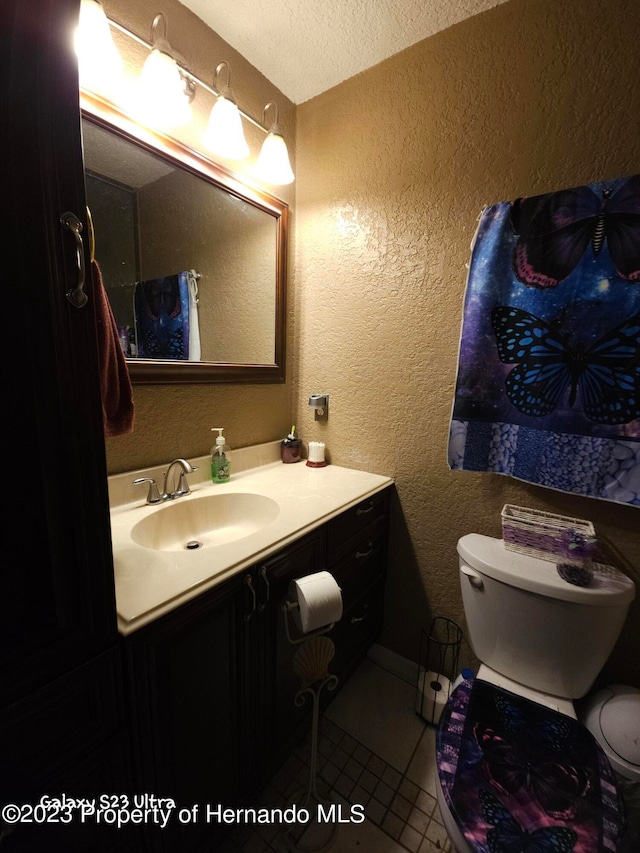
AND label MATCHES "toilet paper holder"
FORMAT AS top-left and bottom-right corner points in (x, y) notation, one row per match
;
(415, 616), (463, 724)
(281, 600), (337, 645)
(282, 572), (343, 645)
